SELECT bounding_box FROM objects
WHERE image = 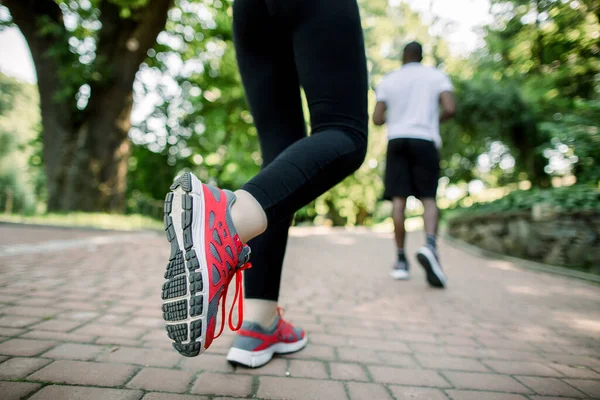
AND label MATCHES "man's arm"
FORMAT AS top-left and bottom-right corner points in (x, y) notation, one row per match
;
(439, 91), (456, 123)
(372, 101), (387, 126)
